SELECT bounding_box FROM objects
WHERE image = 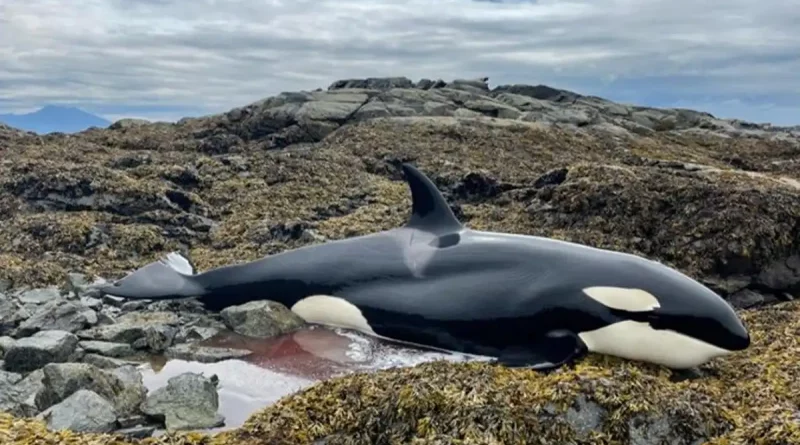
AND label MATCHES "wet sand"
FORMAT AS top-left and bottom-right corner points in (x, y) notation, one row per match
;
(138, 326), (485, 432)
